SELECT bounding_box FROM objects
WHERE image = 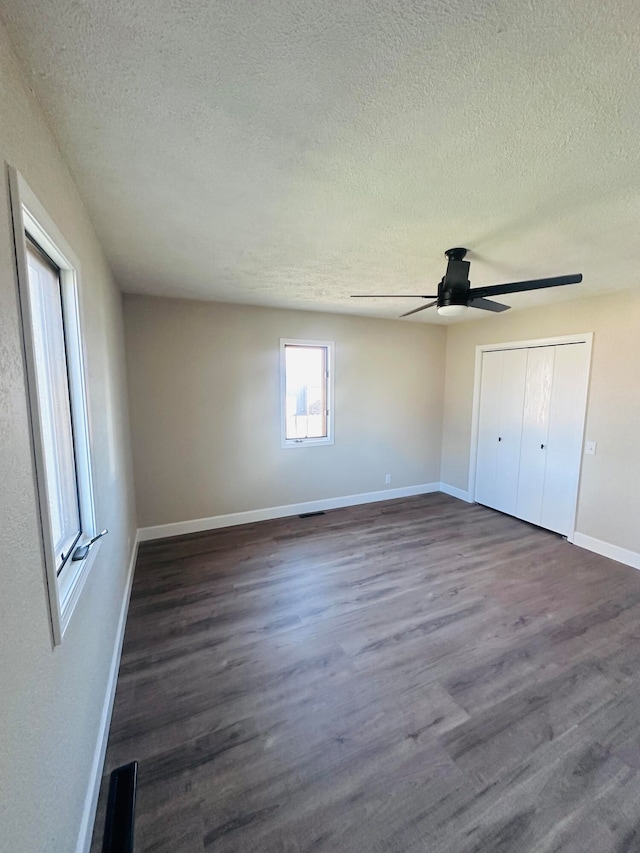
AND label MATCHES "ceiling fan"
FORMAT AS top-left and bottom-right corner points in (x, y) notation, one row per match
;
(351, 248), (582, 318)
